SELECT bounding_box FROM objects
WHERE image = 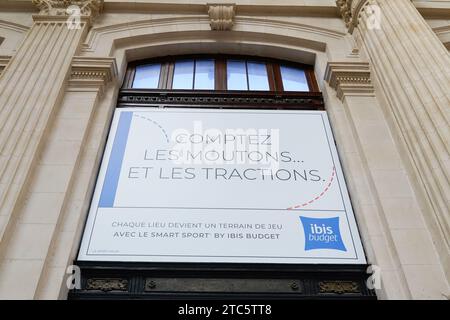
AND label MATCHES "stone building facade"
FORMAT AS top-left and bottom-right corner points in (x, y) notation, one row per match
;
(0, 0), (448, 299)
